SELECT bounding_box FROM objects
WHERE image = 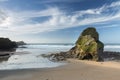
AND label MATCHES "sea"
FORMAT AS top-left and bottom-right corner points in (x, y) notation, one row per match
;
(0, 43), (120, 70)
